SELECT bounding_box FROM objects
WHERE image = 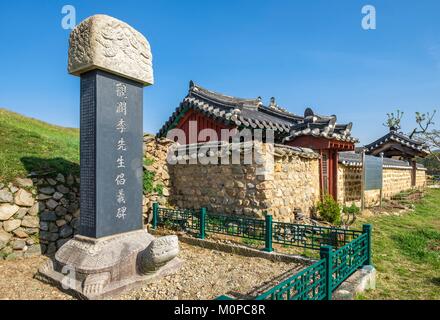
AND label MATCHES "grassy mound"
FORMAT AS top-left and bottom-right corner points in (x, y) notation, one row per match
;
(0, 108), (79, 182)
